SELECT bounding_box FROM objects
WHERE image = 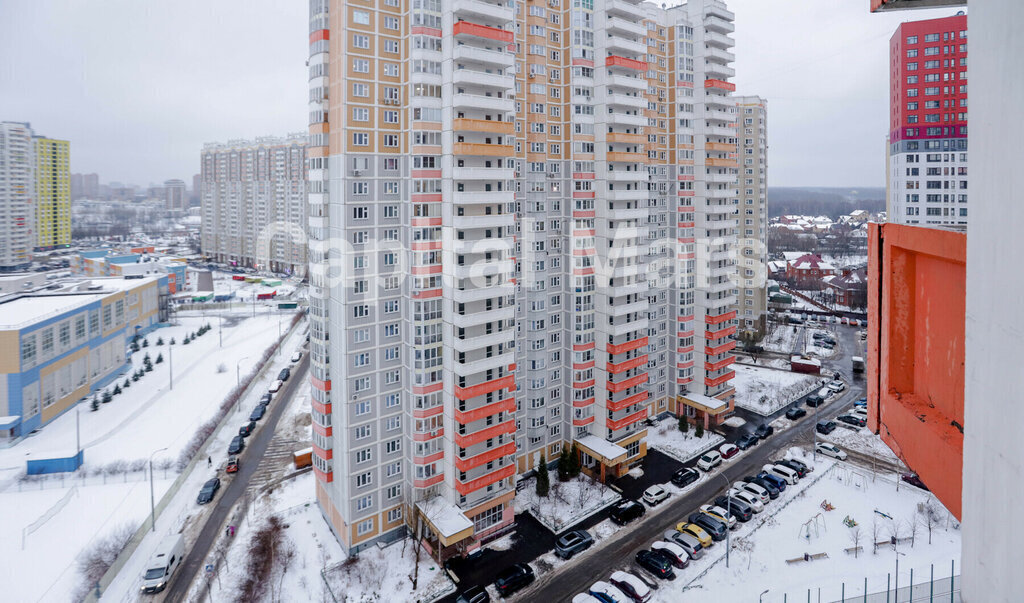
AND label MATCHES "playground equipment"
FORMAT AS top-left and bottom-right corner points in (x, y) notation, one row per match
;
(843, 515), (858, 528)
(820, 499), (835, 511)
